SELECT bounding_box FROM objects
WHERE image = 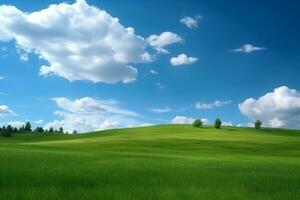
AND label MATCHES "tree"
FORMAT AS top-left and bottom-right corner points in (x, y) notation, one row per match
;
(19, 125), (25, 132)
(49, 127), (54, 133)
(255, 120), (262, 130)
(59, 127), (64, 133)
(1, 125), (13, 137)
(214, 118), (222, 129)
(72, 130), (77, 134)
(34, 127), (44, 133)
(6, 125), (13, 133)
(24, 122), (32, 132)
(193, 119), (203, 127)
